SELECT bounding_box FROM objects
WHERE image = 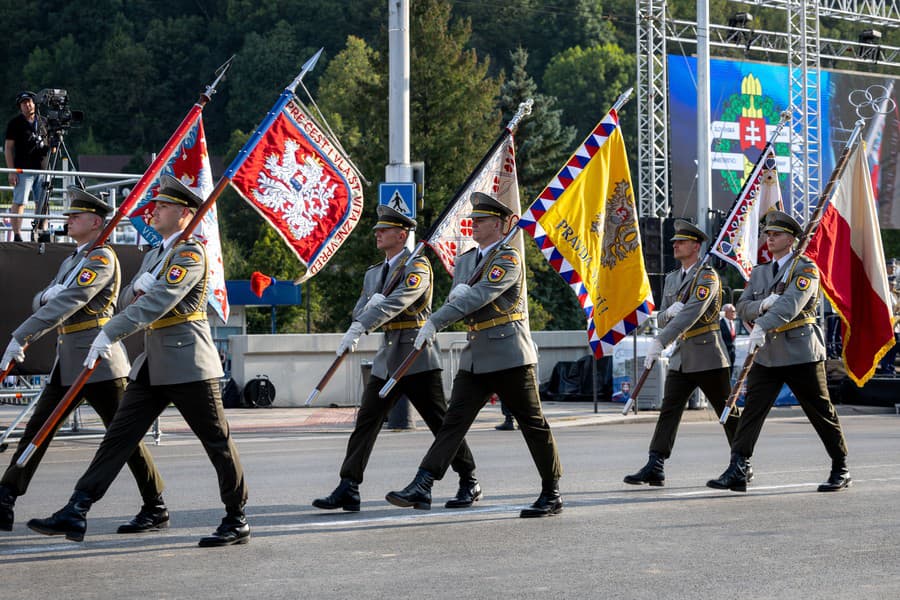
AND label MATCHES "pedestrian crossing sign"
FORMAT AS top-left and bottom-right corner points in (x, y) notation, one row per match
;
(379, 182), (416, 218)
